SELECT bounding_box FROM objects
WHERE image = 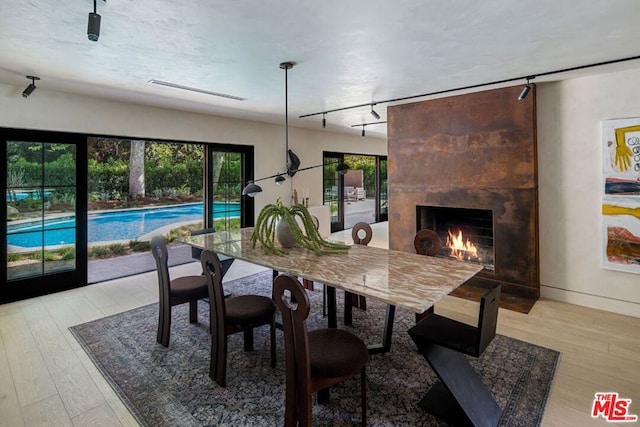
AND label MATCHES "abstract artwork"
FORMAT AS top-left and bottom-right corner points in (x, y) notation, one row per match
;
(602, 118), (640, 273)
